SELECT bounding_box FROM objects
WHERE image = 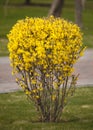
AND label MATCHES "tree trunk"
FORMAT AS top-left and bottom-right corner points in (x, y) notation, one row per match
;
(25, 0), (30, 5)
(75, 0), (83, 28)
(82, 0), (86, 9)
(48, 0), (64, 17)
